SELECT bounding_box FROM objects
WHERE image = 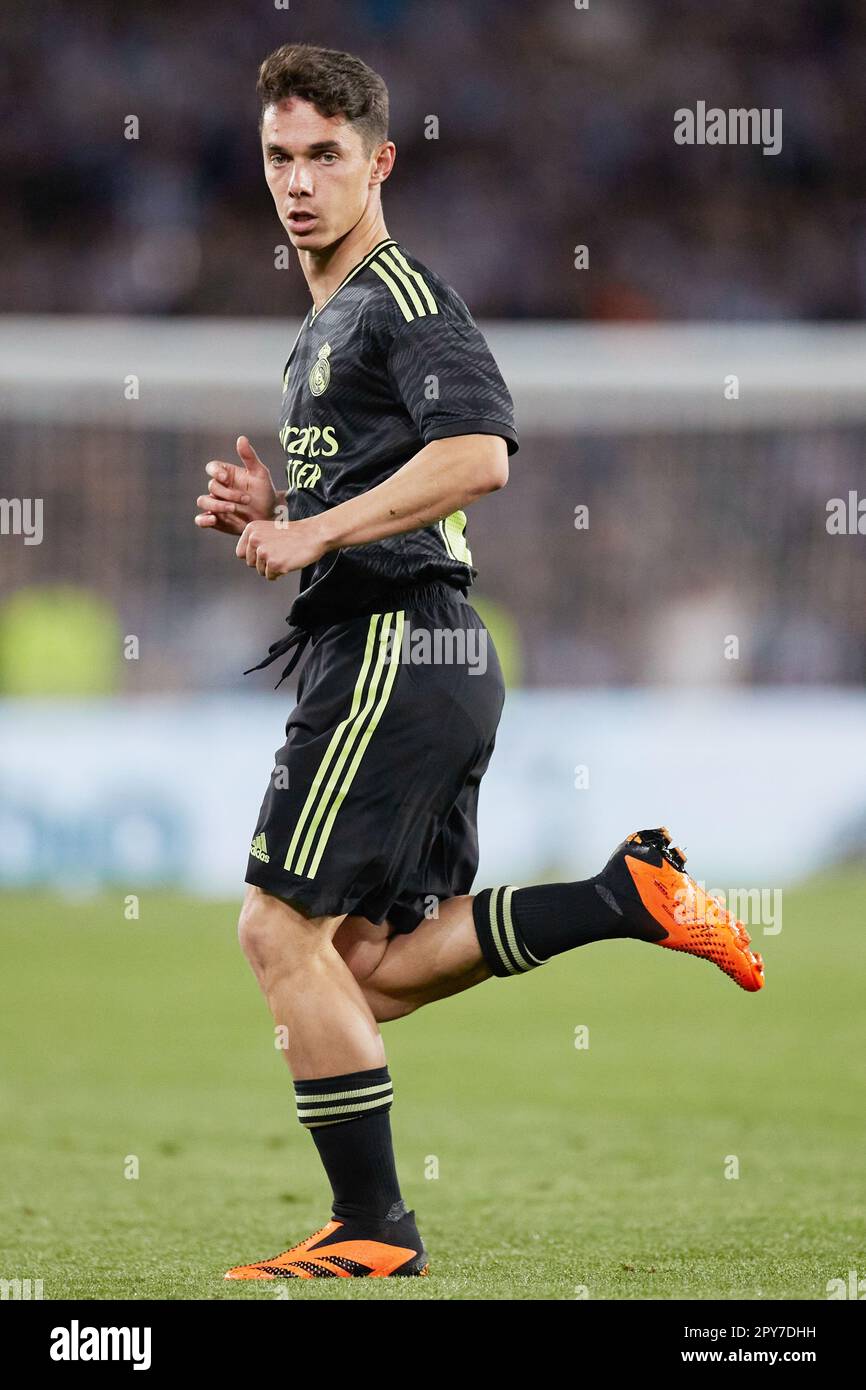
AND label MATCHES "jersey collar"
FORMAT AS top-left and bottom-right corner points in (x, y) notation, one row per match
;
(309, 237), (397, 322)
